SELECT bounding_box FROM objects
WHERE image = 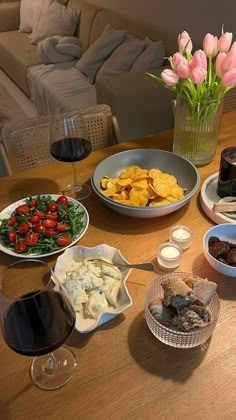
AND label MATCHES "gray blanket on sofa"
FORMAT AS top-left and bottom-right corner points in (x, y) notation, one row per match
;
(27, 62), (97, 114)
